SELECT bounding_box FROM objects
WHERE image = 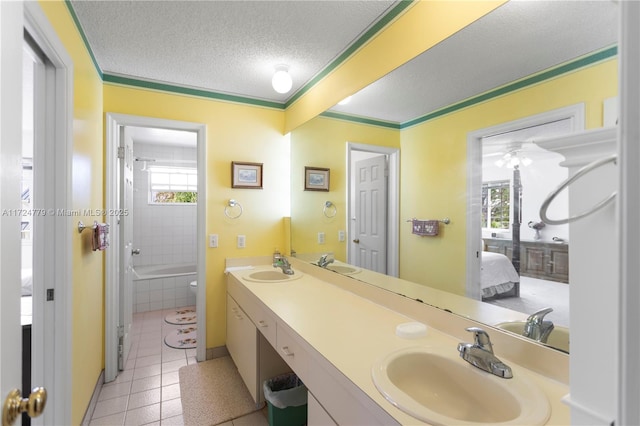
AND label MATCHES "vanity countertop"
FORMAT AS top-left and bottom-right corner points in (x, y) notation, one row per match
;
(227, 258), (570, 425)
